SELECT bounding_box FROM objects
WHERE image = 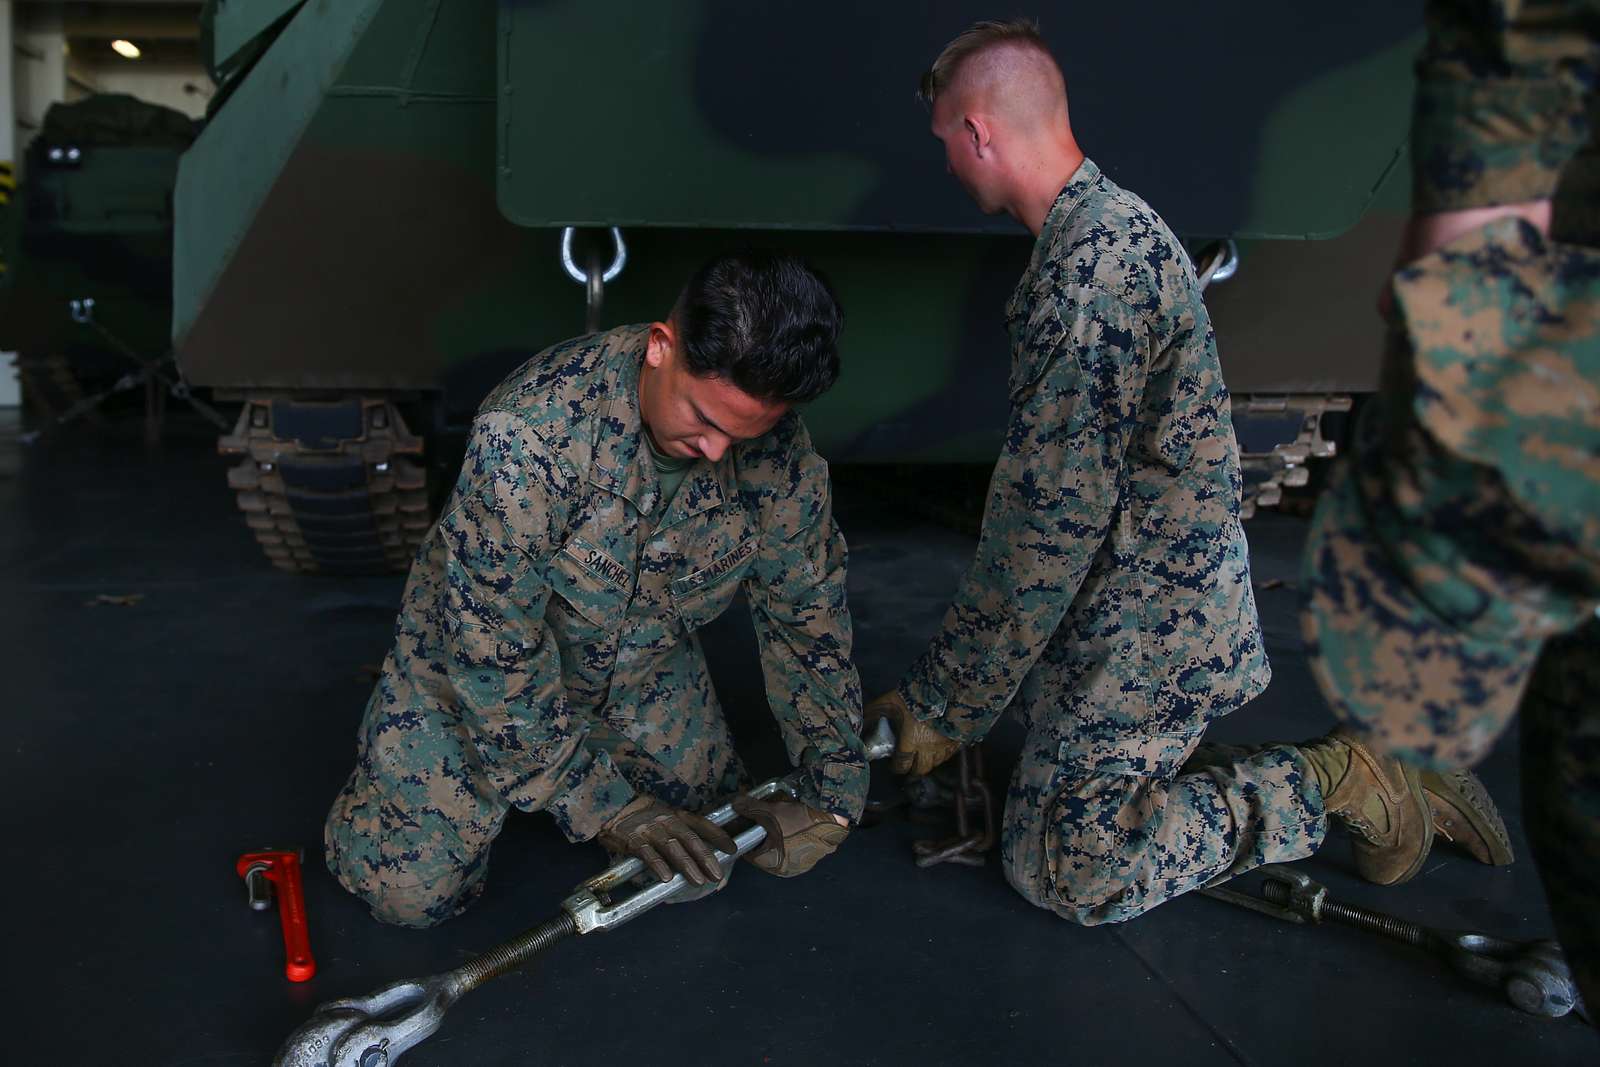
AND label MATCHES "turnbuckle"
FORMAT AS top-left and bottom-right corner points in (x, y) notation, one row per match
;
(561, 775), (793, 934)
(1202, 865), (1589, 1021)
(274, 719), (897, 1066)
(566, 717), (897, 931)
